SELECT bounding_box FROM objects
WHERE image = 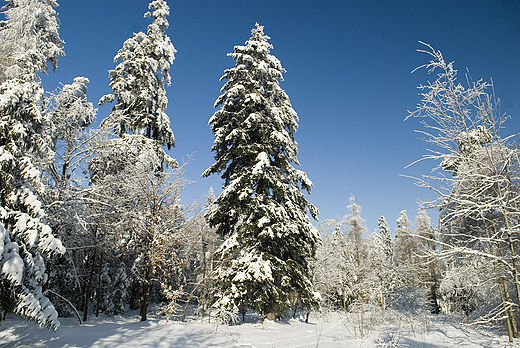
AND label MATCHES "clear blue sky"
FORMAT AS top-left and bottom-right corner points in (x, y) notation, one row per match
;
(40, 0), (520, 232)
